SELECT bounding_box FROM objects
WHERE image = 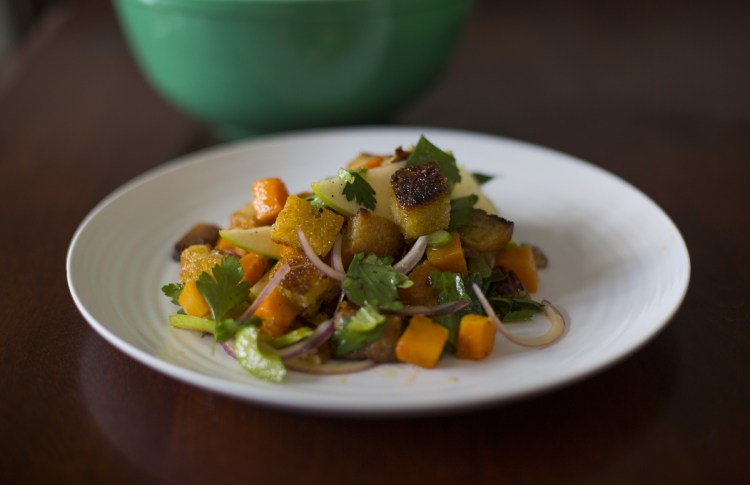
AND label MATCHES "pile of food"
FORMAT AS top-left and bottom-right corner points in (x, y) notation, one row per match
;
(162, 136), (565, 382)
